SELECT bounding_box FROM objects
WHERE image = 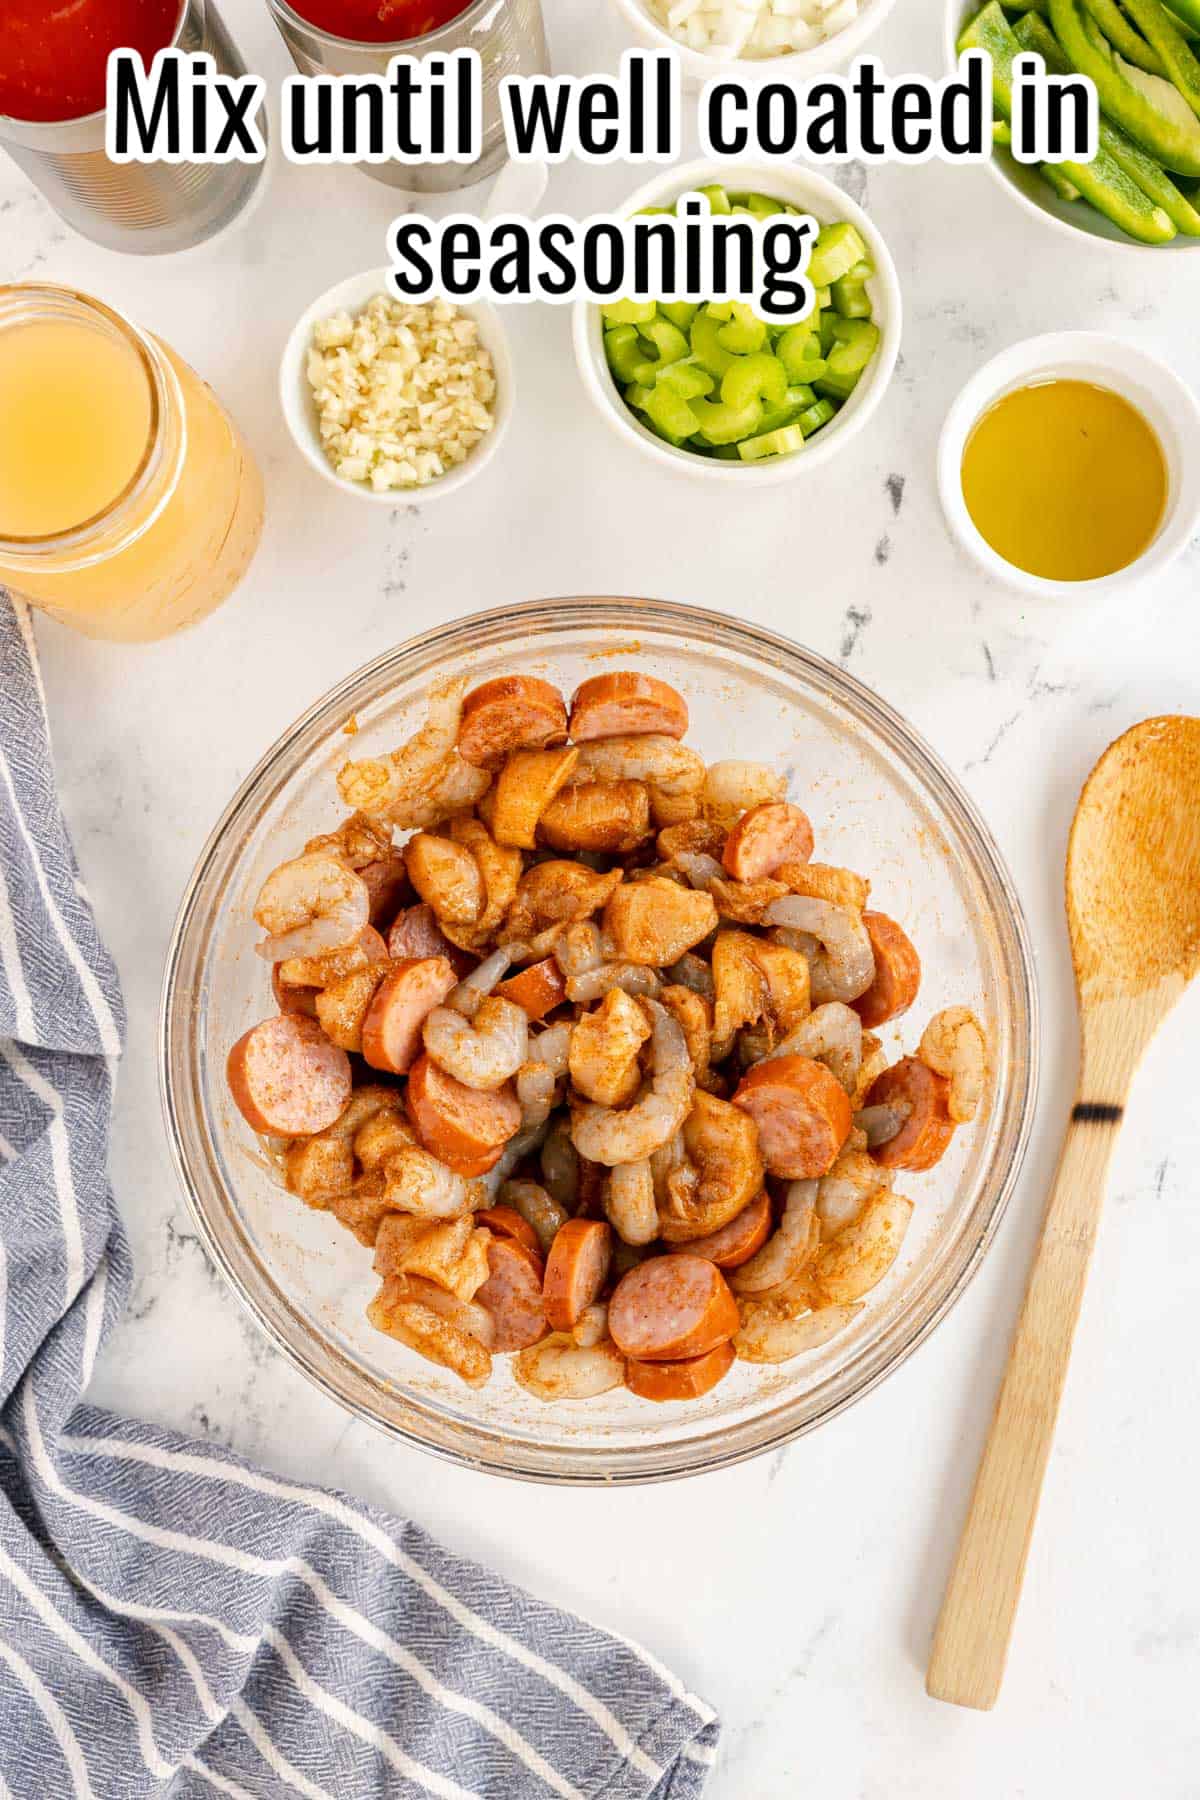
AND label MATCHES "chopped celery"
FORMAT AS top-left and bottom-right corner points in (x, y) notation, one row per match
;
(641, 317), (689, 364)
(807, 221), (869, 287)
(738, 423), (806, 461)
(819, 311), (838, 354)
(623, 382), (655, 410)
(695, 183), (732, 214)
(716, 302), (768, 353)
(689, 310), (736, 378)
(777, 320), (820, 381)
(687, 395), (764, 444)
(798, 397), (837, 436)
(602, 299), (656, 326)
(604, 327), (657, 386)
(720, 351), (788, 411)
(814, 285), (832, 309)
(815, 366), (861, 399)
(733, 190), (788, 216)
(826, 317), (880, 375)
(642, 383), (700, 443)
(655, 360), (714, 400)
(830, 275), (872, 317)
(659, 301), (699, 330)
